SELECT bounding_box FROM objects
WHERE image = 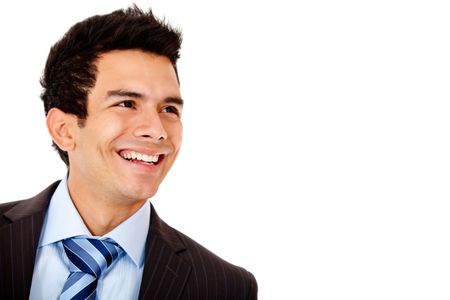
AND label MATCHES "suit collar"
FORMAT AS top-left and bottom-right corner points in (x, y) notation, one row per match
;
(138, 205), (191, 300)
(148, 205), (187, 253)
